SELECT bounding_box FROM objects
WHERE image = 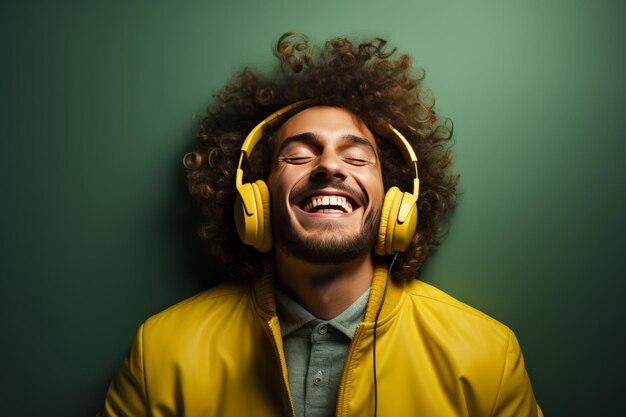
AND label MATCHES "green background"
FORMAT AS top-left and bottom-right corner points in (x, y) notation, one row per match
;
(2, 1), (624, 416)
